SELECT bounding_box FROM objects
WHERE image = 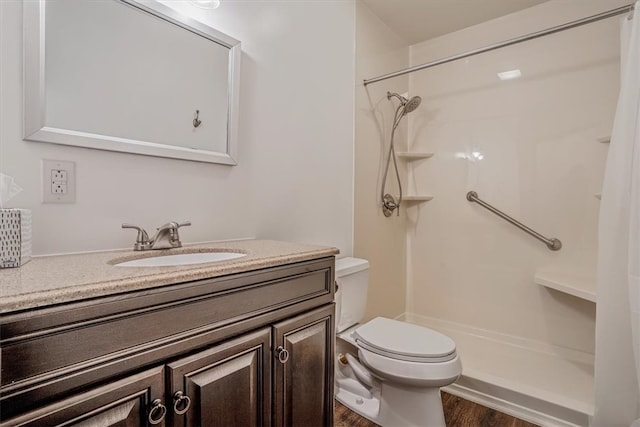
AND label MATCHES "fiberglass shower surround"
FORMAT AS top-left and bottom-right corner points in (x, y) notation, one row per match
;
(374, 5), (636, 220)
(365, 2), (640, 425)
